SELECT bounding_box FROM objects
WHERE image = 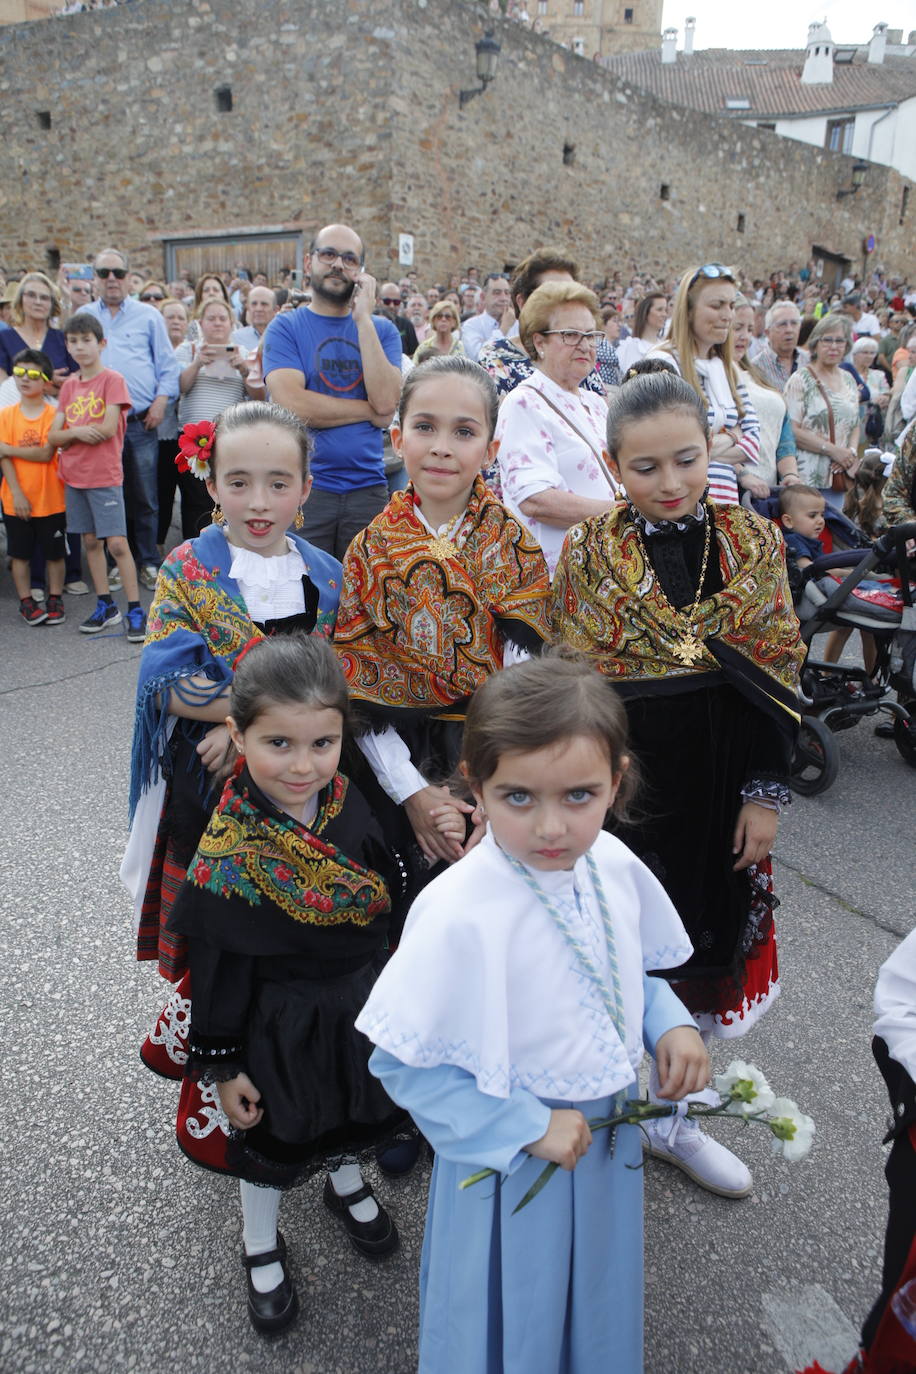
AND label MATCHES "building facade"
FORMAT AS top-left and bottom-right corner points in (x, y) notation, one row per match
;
(0, 0), (913, 284)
